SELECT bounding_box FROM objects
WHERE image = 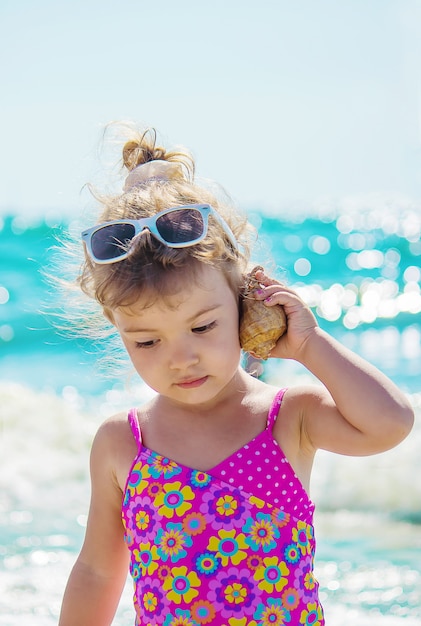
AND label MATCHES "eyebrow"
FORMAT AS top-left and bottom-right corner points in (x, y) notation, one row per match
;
(122, 304), (223, 334)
